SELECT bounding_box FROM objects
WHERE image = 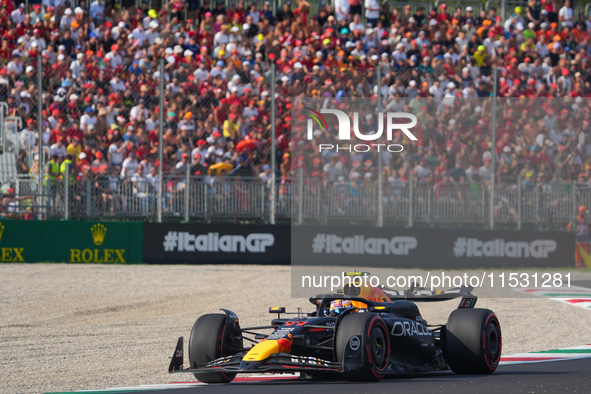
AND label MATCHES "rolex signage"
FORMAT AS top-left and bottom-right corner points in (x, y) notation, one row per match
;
(69, 223), (128, 263)
(0, 222), (25, 262)
(0, 221), (142, 264)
